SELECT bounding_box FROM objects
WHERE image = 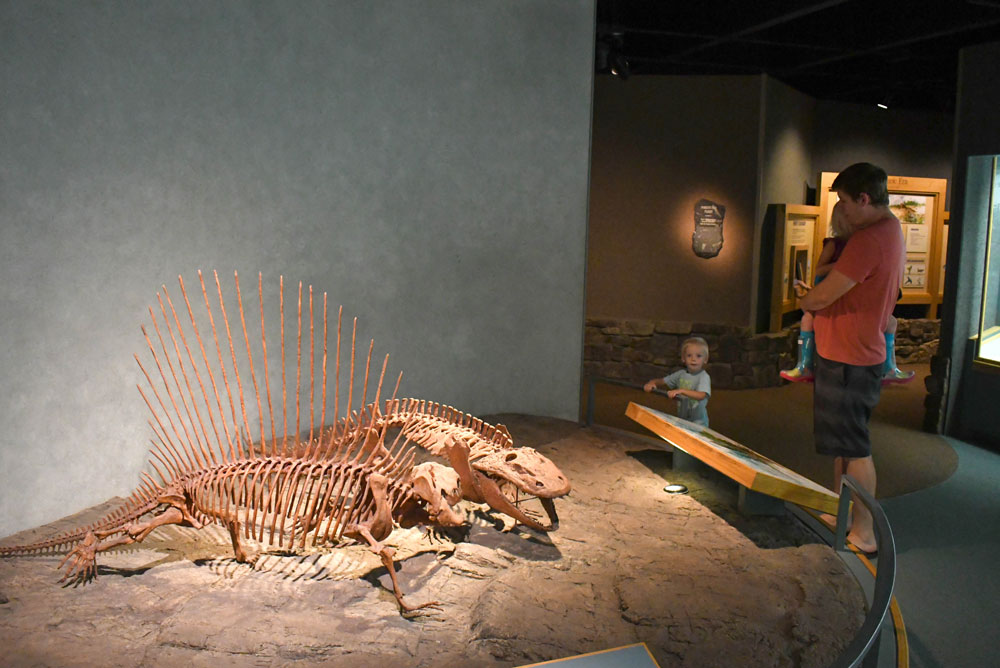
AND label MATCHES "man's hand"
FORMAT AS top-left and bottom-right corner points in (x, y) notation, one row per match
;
(799, 269), (857, 312)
